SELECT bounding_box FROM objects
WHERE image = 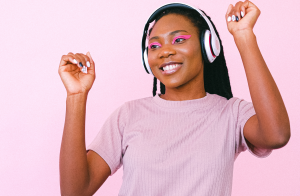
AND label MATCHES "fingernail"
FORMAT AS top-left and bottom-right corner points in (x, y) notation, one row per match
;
(81, 66), (86, 73)
(241, 11), (244, 18)
(79, 62), (83, 67)
(73, 59), (78, 64)
(227, 16), (232, 22)
(236, 16), (239, 22)
(232, 15), (236, 21)
(87, 61), (90, 67)
(84, 66), (87, 73)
